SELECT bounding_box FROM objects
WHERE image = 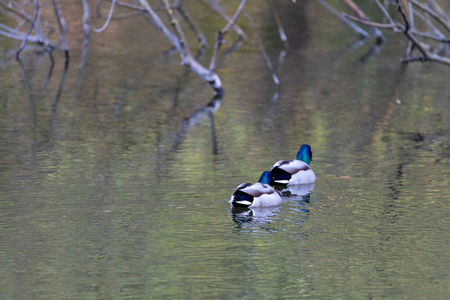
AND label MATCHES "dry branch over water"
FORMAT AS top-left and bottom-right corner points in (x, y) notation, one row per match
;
(0, 0), (449, 93)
